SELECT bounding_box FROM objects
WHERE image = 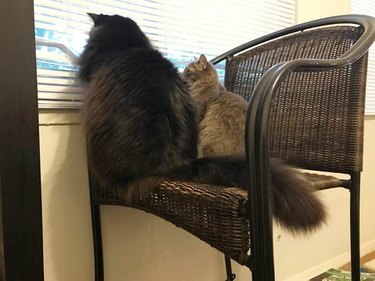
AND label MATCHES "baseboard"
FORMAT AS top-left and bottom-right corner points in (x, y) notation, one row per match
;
(285, 239), (375, 281)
